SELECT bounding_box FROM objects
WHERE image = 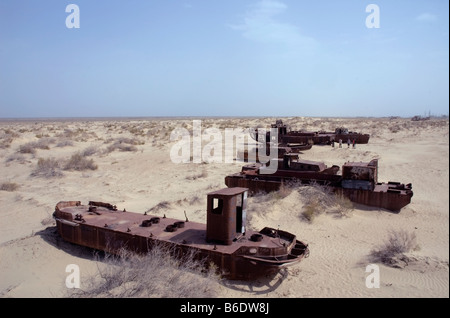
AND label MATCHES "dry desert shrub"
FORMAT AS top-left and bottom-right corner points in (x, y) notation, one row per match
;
(31, 152), (98, 177)
(35, 133), (50, 138)
(298, 183), (334, 222)
(68, 244), (220, 298)
(331, 192), (354, 217)
(31, 157), (64, 178)
(0, 130), (17, 149)
(18, 138), (54, 154)
(80, 145), (98, 157)
(389, 124), (401, 133)
(127, 125), (146, 137)
(298, 183), (353, 222)
(56, 139), (74, 147)
(63, 153), (98, 171)
(146, 127), (162, 139)
(1, 128), (19, 136)
(369, 229), (420, 268)
(0, 181), (19, 192)
(18, 142), (37, 154)
(56, 128), (87, 141)
(104, 137), (143, 153)
(5, 153), (26, 164)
